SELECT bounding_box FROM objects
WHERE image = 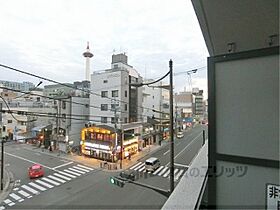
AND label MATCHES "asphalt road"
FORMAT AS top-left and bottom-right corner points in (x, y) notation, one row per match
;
(1, 125), (208, 209)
